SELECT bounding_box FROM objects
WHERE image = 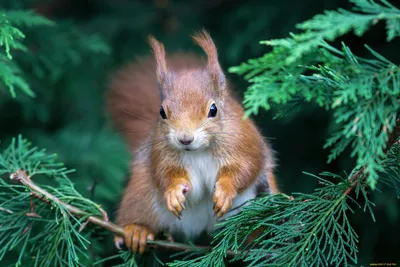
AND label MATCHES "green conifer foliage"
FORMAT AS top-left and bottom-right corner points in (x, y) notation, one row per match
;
(230, 0), (400, 189)
(0, 0), (399, 266)
(0, 9), (52, 97)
